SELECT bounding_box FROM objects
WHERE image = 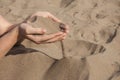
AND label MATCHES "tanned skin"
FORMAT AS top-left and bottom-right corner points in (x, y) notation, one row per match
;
(0, 12), (69, 58)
